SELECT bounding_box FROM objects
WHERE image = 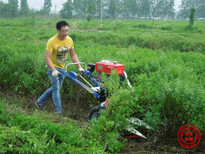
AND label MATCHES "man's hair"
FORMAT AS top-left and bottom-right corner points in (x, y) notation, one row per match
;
(56, 21), (69, 30)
